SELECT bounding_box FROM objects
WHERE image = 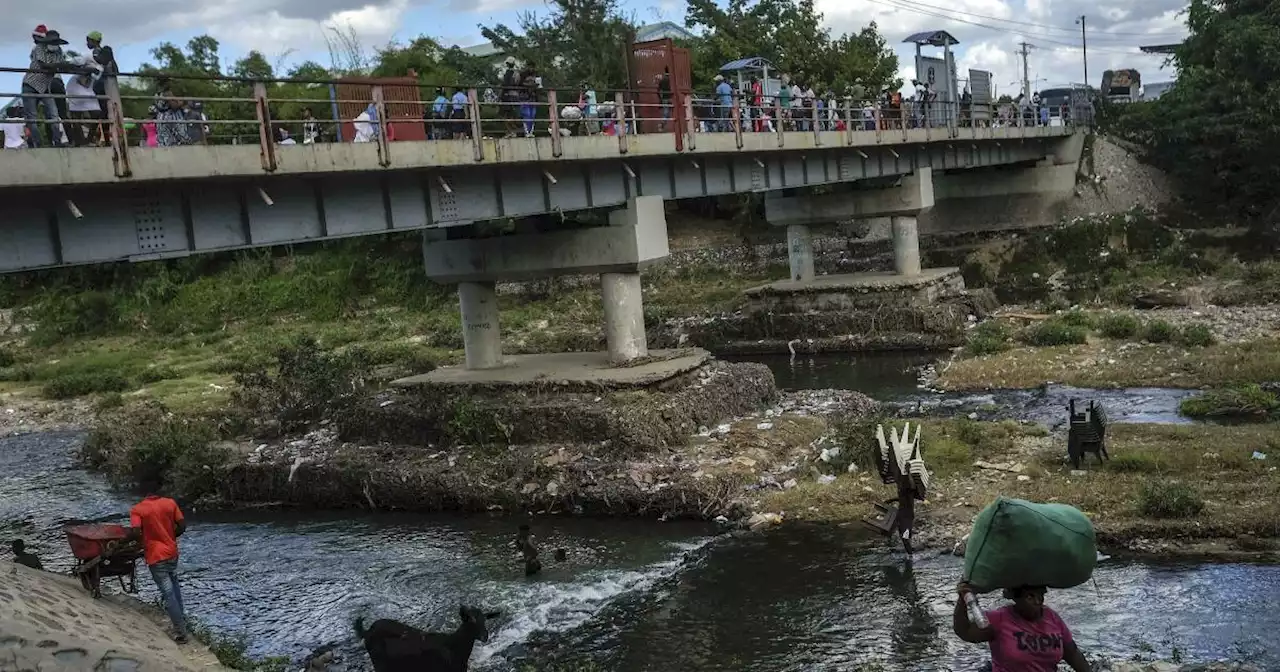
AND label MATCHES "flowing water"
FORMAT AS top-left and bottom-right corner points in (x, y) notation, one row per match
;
(2, 355), (1275, 670)
(734, 352), (1198, 426)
